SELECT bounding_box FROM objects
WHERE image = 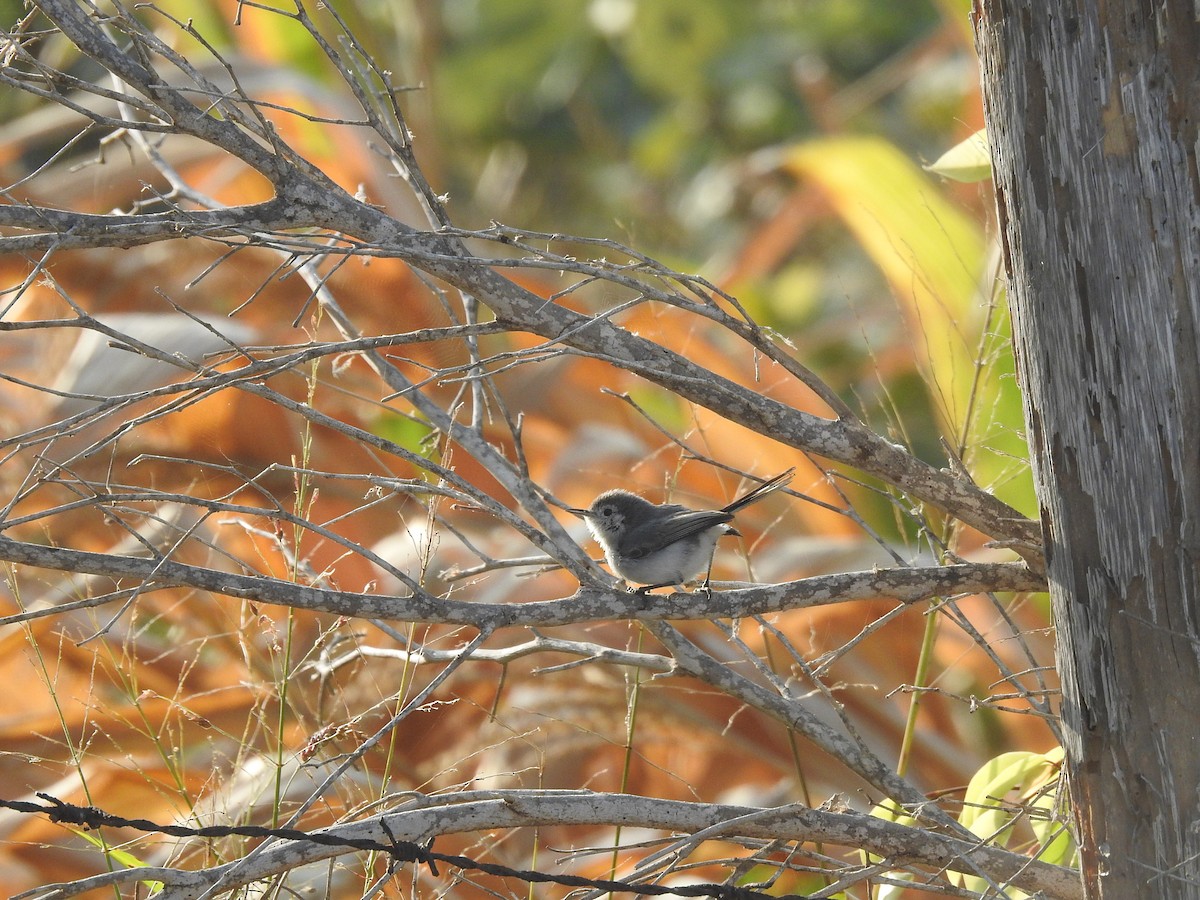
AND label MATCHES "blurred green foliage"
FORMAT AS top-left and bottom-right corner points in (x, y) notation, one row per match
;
(401, 0), (952, 247)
